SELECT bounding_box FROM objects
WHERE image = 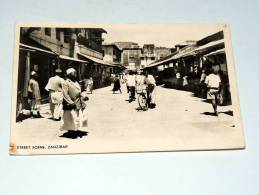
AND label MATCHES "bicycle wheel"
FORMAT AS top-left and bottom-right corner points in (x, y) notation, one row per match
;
(138, 94), (148, 110)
